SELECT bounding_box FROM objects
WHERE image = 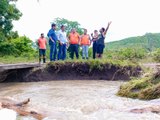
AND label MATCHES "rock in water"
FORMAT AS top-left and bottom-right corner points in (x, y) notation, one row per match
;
(0, 108), (17, 120)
